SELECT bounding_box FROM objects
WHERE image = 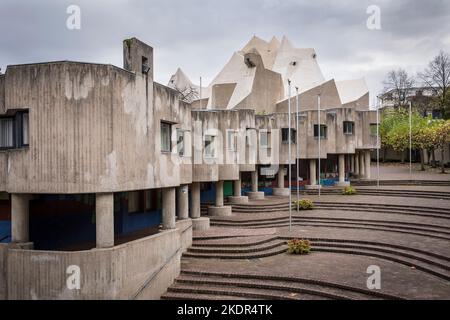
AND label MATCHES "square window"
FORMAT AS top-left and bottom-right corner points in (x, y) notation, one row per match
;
(281, 128), (296, 144)
(227, 130), (237, 151)
(260, 130), (270, 148)
(204, 135), (216, 158)
(0, 118), (15, 149)
(343, 121), (354, 135)
(370, 123), (378, 136)
(314, 124), (327, 139)
(176, 129), (184, 156)
(161, 122), (172, 152)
